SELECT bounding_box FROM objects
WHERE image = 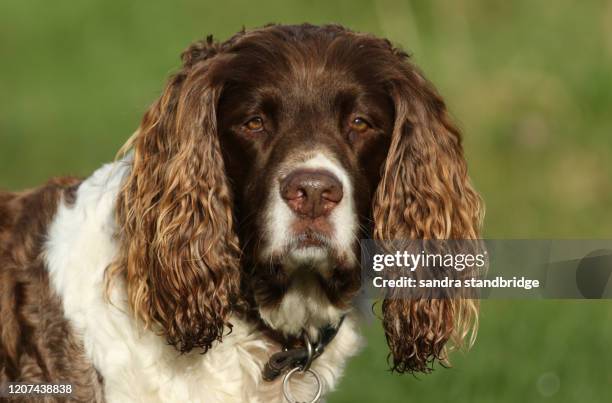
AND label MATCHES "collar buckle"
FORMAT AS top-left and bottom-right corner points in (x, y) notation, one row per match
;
(262, 316), (345, 382)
